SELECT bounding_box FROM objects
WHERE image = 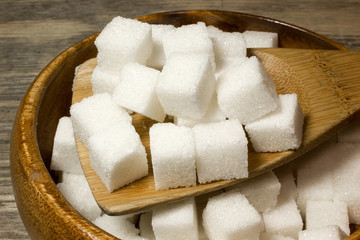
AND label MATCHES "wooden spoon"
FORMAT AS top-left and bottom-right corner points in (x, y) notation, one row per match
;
(72, 48), (360, 215)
